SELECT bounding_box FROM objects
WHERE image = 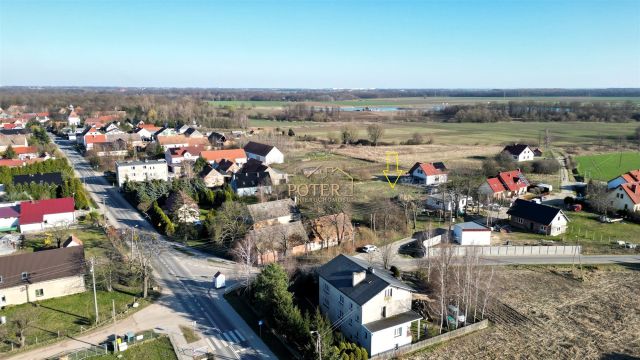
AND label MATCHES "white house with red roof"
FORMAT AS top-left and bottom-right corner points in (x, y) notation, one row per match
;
(607, 169), (640, 190)
(68, 110), (81, 127)
(607, 182), (640, 213)
(407, 162), (448, 185)
(19, 197), (76, 233)
(479, 170), (529, 199)
(164, 146), (202, 173)
(79, 126), (107, 150)
(14, 146), (39, 160)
